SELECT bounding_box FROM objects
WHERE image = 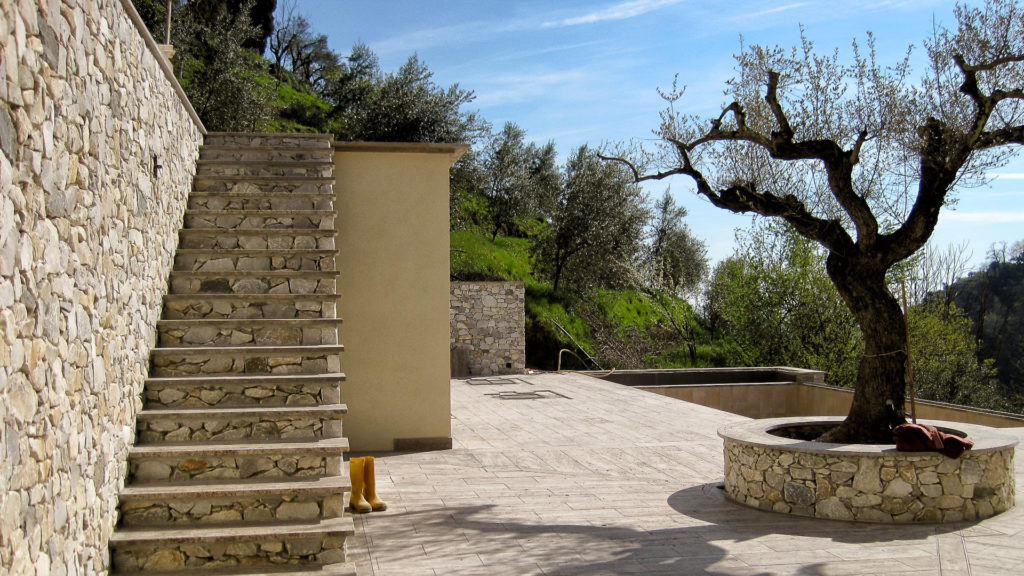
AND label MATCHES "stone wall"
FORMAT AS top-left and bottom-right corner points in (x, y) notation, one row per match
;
(0, 0), (204, 573)
(720, 418), (1017, 523)
(450, 282), (525, 376)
